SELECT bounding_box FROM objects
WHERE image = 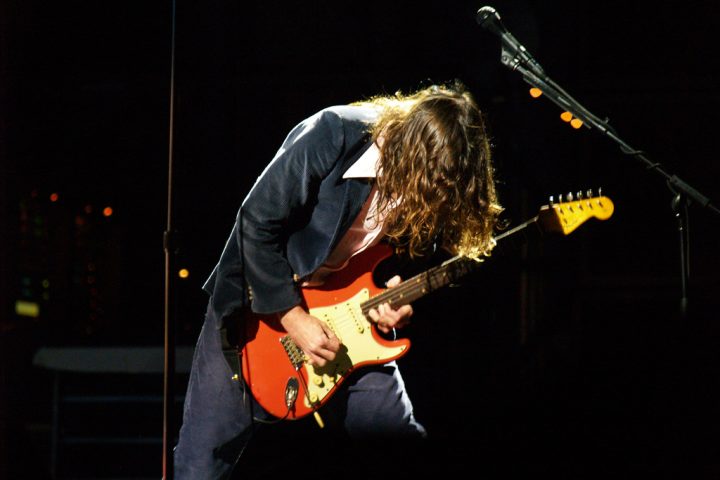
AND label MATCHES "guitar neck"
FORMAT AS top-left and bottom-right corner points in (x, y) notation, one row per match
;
(360, 255), (477, 315)
(359, 194), (614, 316)
(360, 216), (540, 314)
